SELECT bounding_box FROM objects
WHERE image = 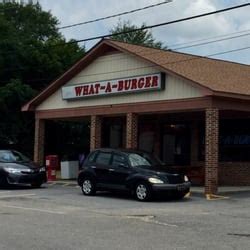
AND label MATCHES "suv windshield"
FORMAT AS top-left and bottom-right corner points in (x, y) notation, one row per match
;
(128, 152), (163, 168)
(0, 150), (30, 163)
